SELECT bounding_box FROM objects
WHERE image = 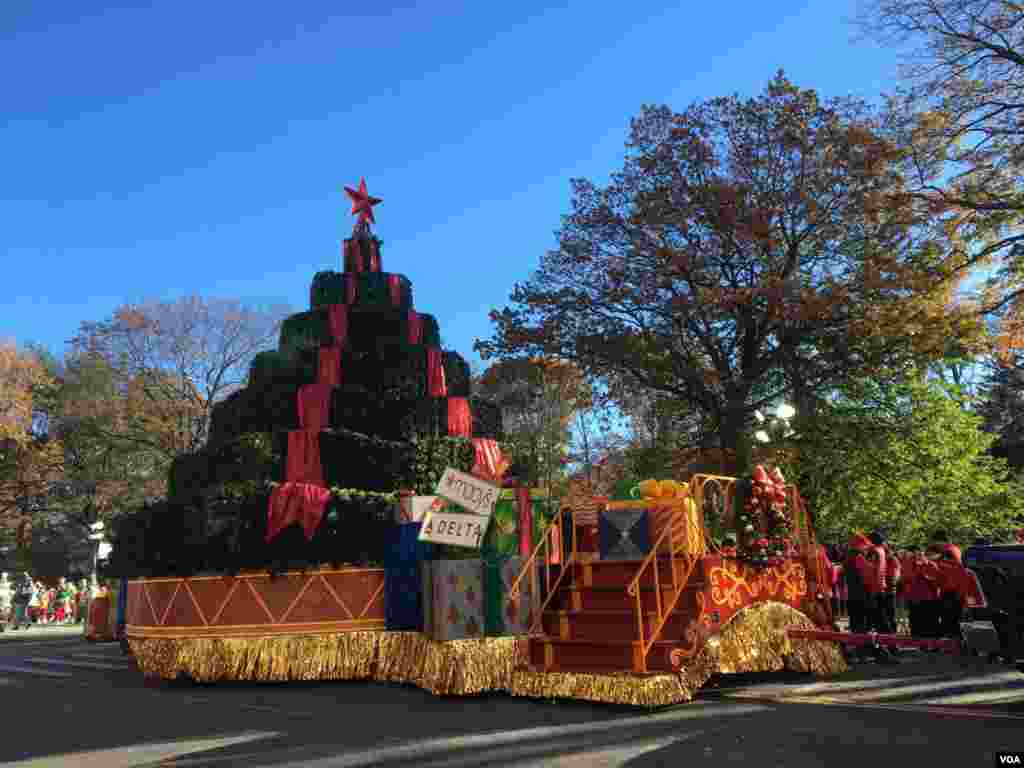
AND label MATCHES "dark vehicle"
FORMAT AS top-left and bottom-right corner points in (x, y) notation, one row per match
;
(963, 544), (1024, 672)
